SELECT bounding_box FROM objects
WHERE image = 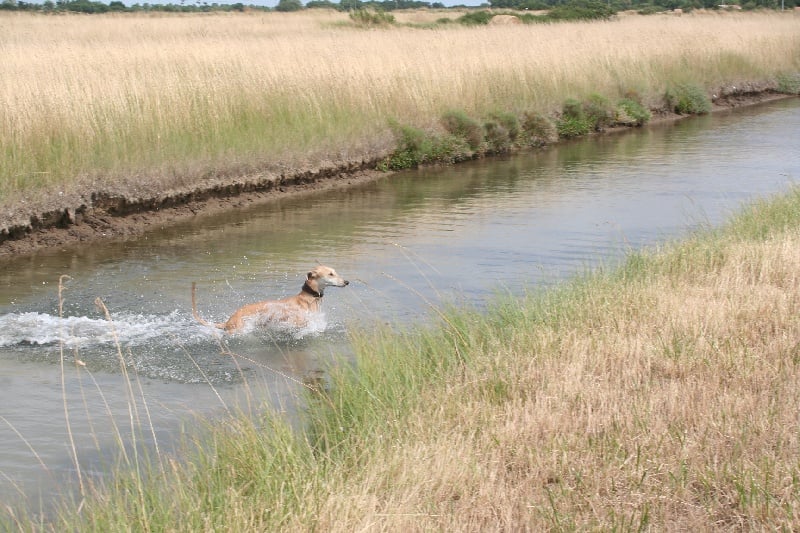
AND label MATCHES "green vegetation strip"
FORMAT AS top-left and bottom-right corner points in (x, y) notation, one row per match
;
(380, 92), (655, 170)
(10, 187), (797, 529)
